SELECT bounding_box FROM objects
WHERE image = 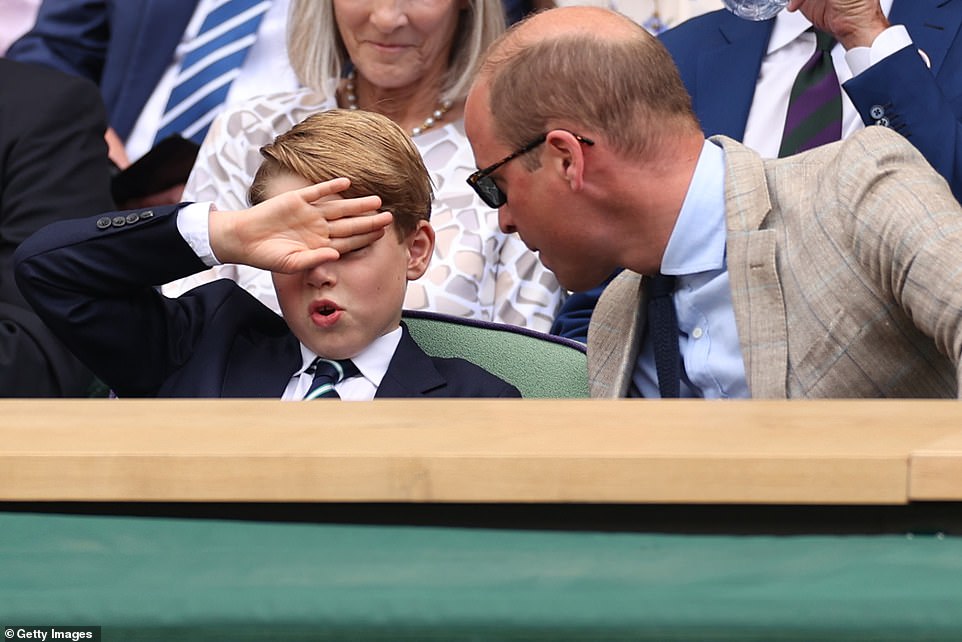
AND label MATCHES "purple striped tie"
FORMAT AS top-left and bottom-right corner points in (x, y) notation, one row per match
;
(778, 29), (842, 158)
